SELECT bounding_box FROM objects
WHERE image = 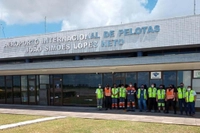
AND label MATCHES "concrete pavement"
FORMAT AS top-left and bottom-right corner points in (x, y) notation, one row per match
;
(0, 104), (199, 126)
